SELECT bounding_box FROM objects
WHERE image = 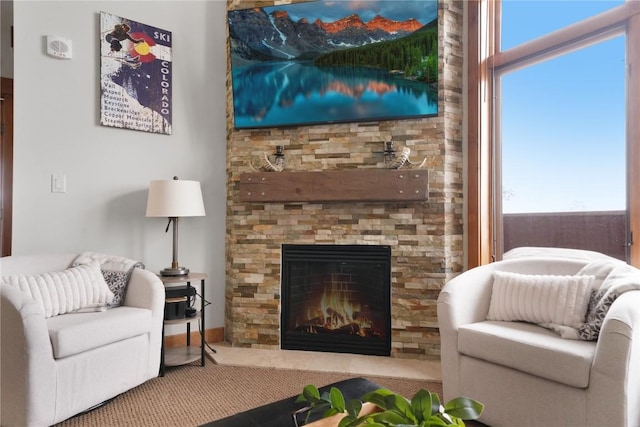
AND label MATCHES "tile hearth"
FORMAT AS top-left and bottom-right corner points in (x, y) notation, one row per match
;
(207, 344), (441, 381)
